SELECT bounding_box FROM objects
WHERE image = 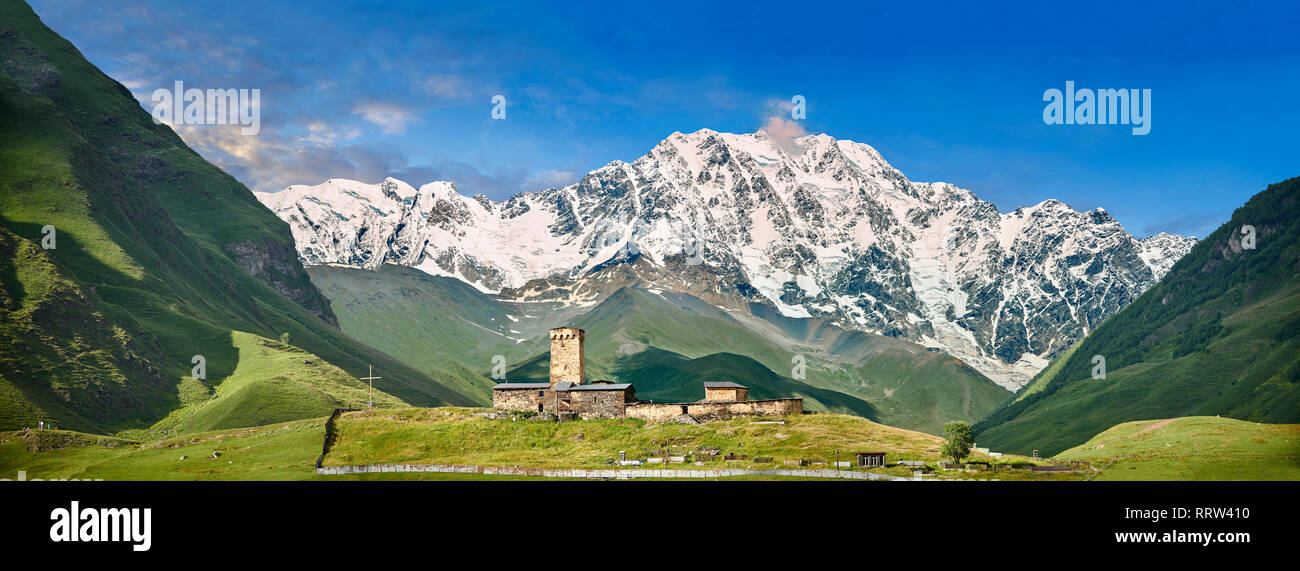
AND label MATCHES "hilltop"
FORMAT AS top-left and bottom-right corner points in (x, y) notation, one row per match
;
(316, 407), (1068, 480)
(1055, 416), (1300, 481)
